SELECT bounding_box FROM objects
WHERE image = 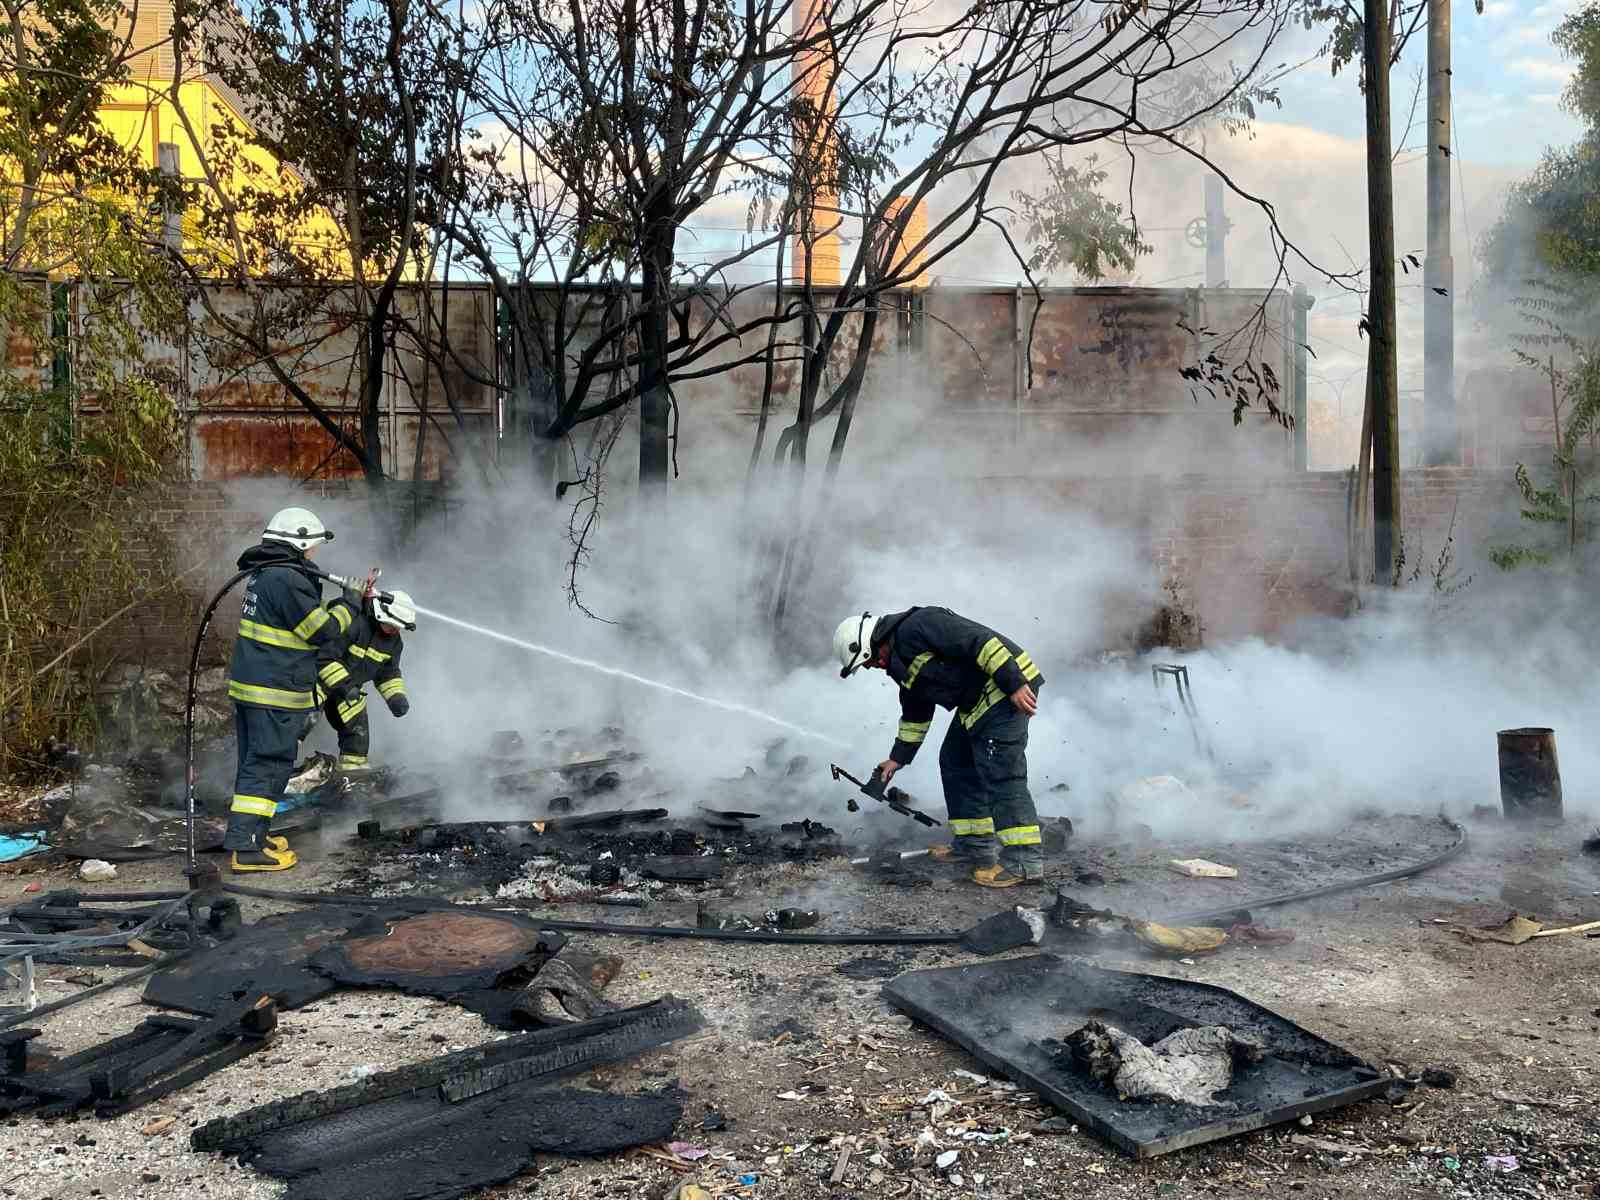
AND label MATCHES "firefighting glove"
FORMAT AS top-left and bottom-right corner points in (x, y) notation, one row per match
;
(386, 693), (410, 718)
